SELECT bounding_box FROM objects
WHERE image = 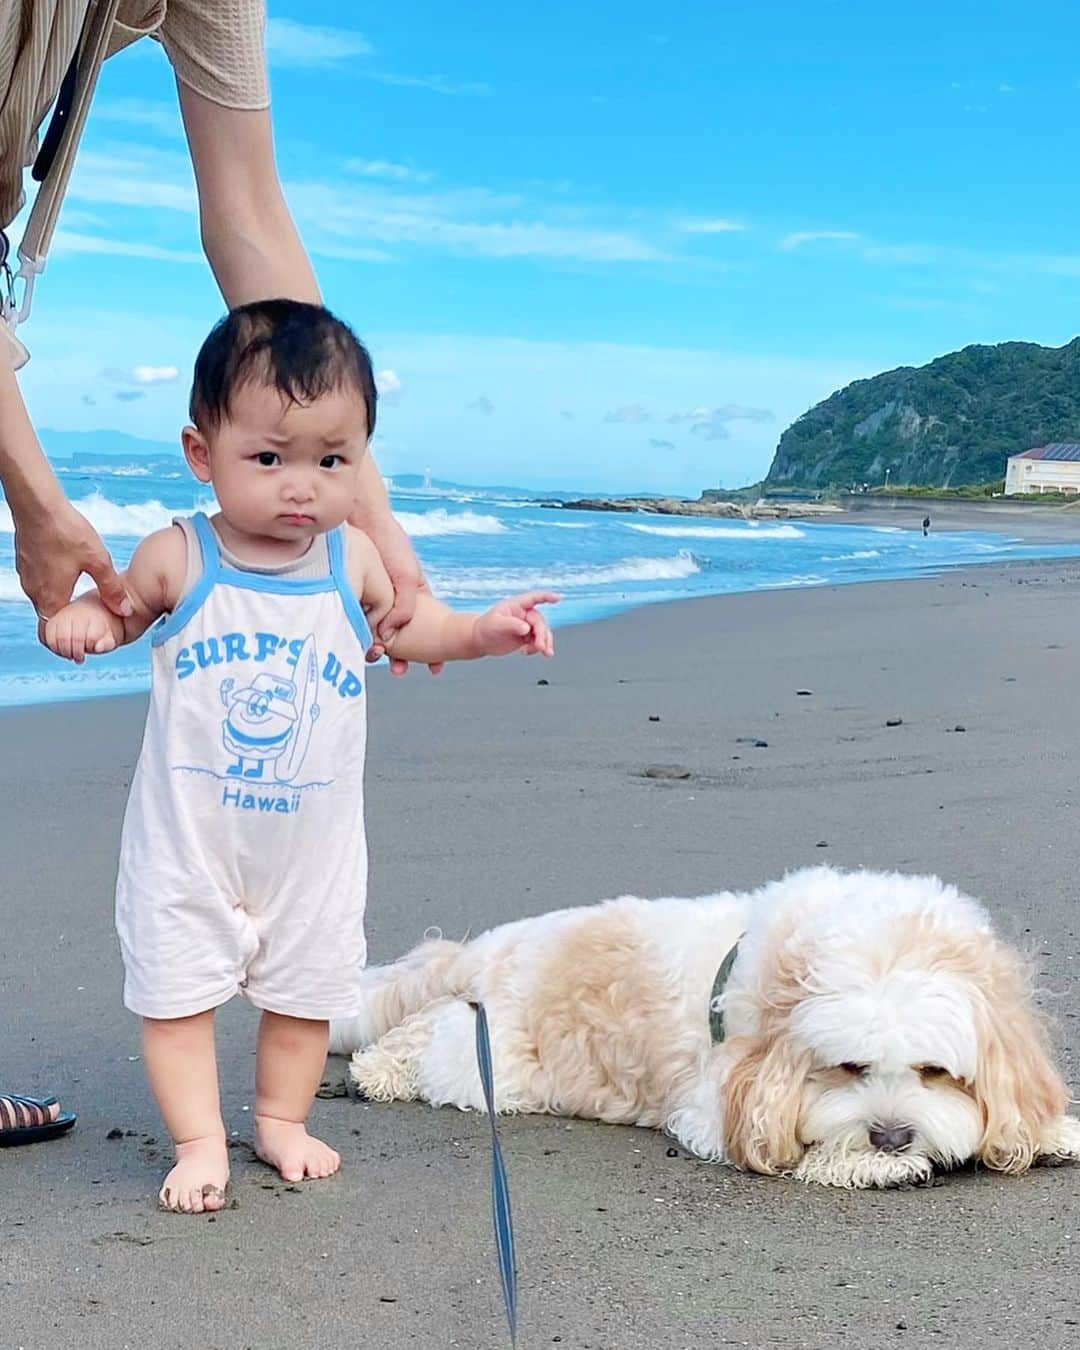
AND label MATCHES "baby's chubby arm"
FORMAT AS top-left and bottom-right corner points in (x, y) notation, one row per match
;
(346, 526), (557, 665)
(43, 525), (187, 664)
